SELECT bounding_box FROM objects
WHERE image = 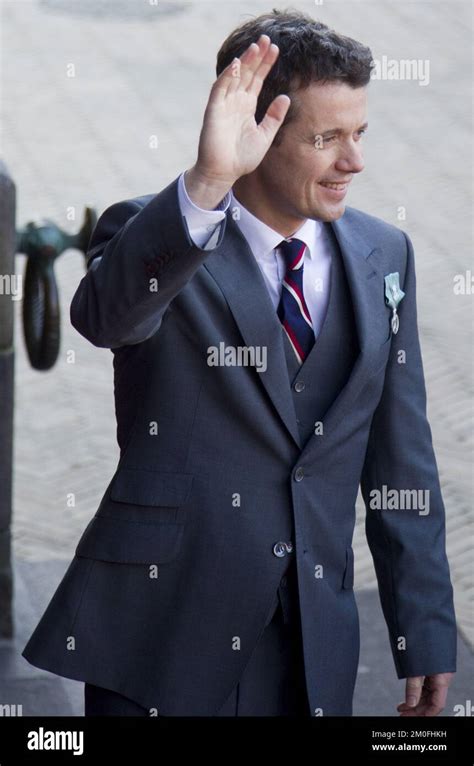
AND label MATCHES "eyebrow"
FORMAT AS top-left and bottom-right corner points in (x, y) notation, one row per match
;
(318, 122), (369, 136)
